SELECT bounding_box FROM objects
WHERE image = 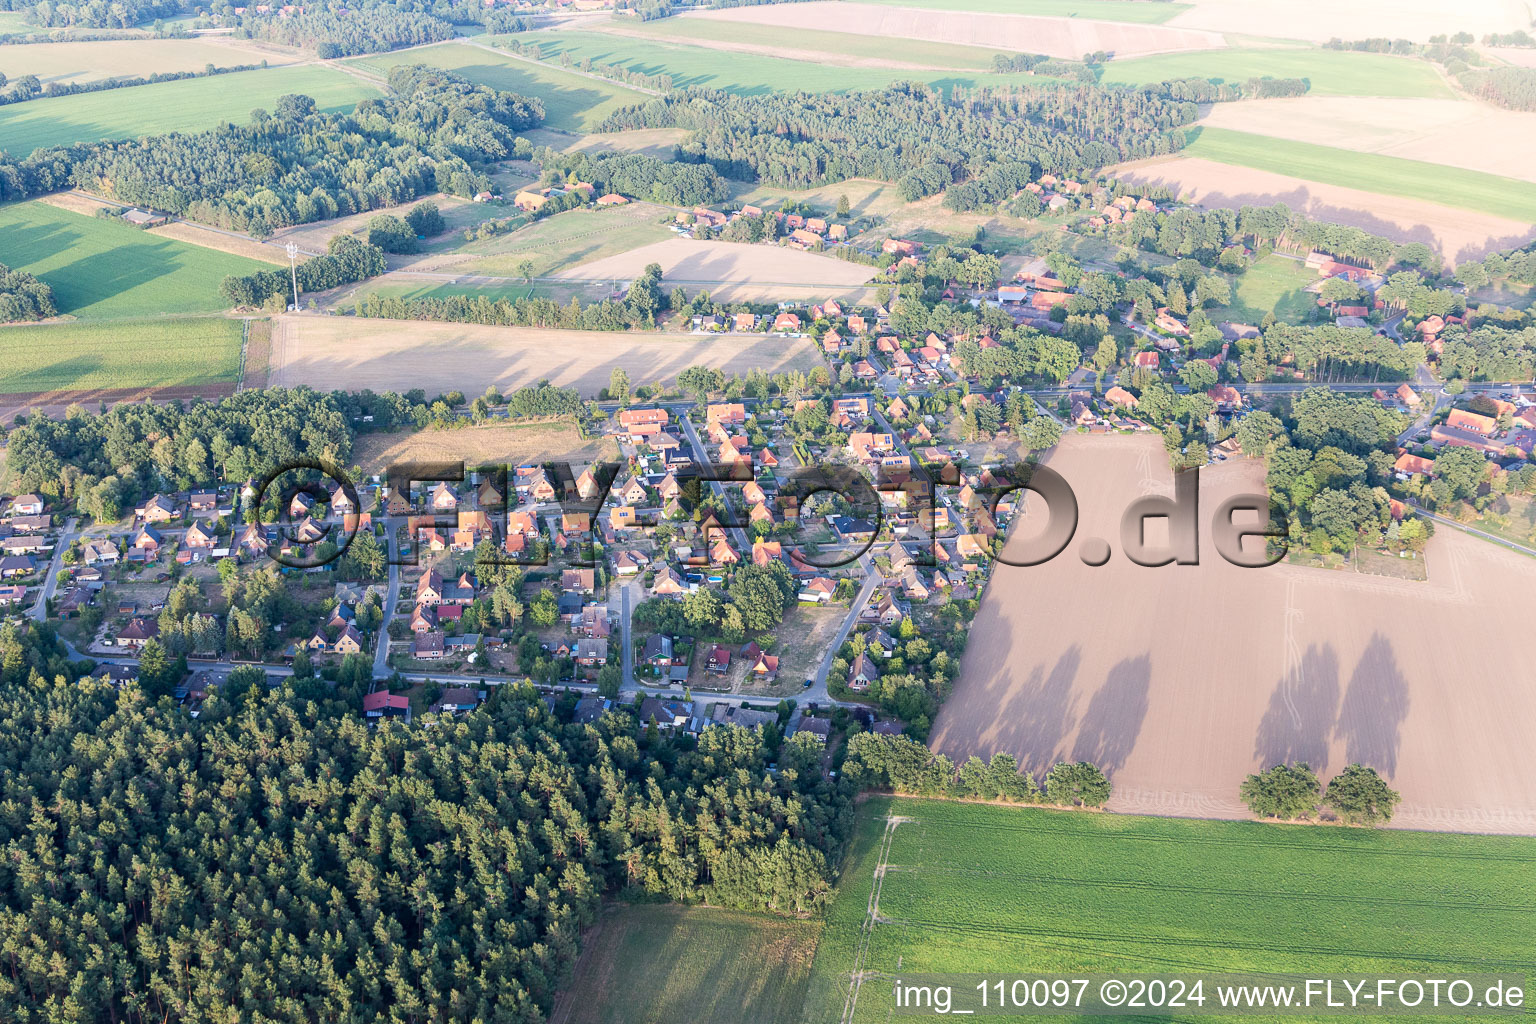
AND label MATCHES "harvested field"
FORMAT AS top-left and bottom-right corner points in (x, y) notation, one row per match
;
(599, 15), (1008, 69)
(268, 315), (822, 397)
(352, 420), (617, 475)
(0, 383), (237, 424)
(1114, 155), (1536, 264)
(849, 0), (1190, 21)
(0, 37), (295, 87)
(1484, 45), (1536, 67)
(931, 433), (1536, 835)
(1200, 97), (1536, 184)
(521, 127), (688, 161)
(554, 238), (877, 302)
(692, 1), (1225, 59)
(1166, 0), (1532, 43)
